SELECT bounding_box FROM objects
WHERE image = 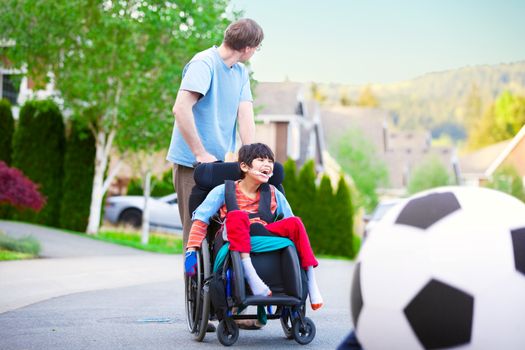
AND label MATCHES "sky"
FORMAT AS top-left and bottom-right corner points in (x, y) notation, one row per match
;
(229, 0), (525, 85)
